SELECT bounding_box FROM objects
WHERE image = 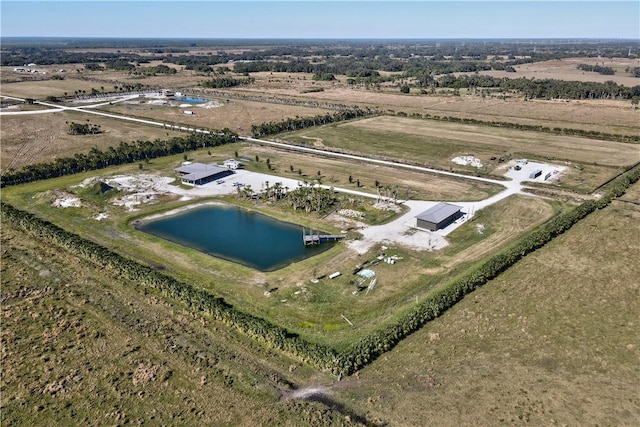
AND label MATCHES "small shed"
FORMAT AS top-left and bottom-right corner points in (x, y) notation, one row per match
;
(416, 203), (463, 231)
(529, 169), (542, 179)
(223, 159), (242, 170)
